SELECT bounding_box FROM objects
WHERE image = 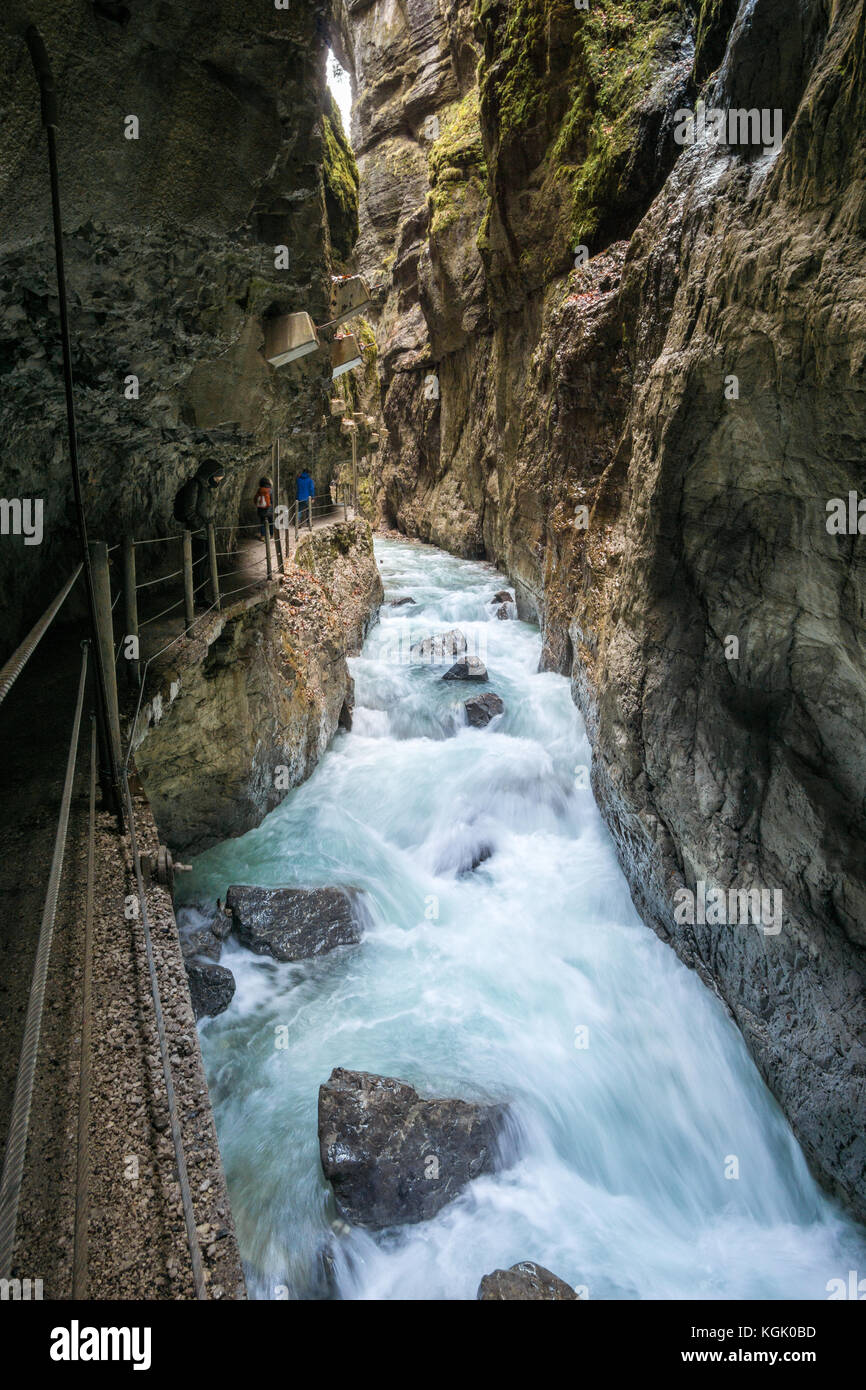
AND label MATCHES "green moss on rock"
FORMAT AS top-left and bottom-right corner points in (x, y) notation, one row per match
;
(692, 0), (739, 84)
(322, 92), (359, 264)
(428, 89), (487, 237)
(473, 0), (691, 277)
